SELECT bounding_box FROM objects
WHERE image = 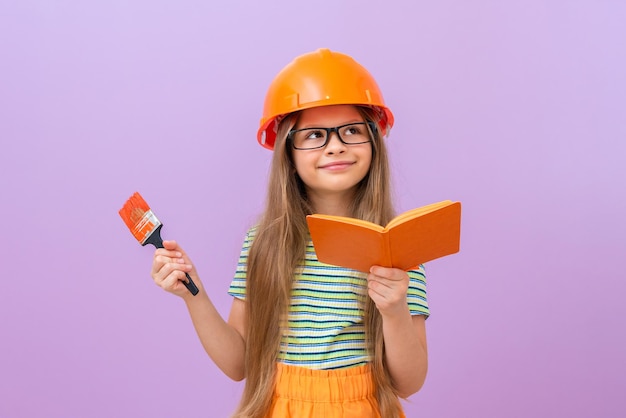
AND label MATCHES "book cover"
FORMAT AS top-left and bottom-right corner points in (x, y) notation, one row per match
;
(306, 200), (462, 272)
